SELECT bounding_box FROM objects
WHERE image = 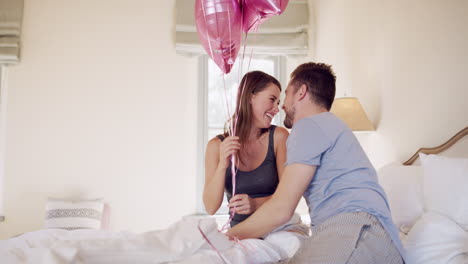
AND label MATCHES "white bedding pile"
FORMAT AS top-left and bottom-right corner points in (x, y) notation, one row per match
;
(0, 217), (305, 264)
(404, 212), (468, 264)
(403, 154), (468, 264)
(379, 153), (468, 264)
